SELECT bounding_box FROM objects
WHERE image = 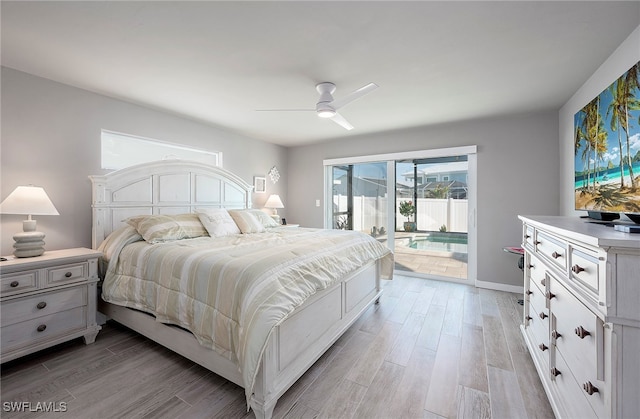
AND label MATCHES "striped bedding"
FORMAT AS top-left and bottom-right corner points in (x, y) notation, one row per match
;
(99, 226), (393, 402)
